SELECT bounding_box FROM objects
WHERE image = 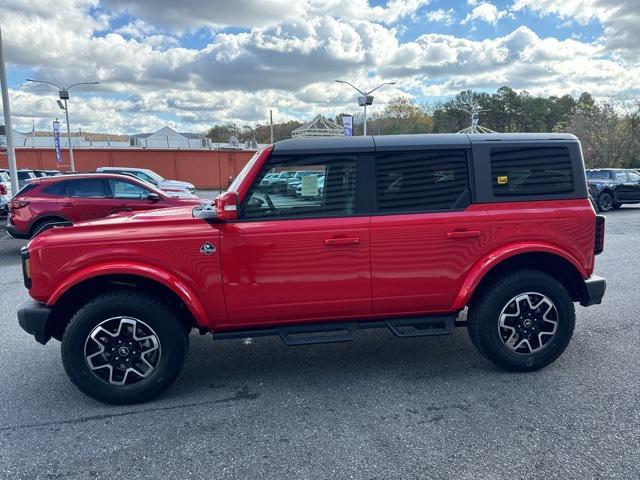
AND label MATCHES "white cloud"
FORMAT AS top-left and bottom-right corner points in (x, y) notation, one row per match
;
(463, 2), (509, 25)
(512, 0), (640, 61)
(103, 0), (431, 29)
(0, 0), (638, 134)
(425, 9), (456, 25)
